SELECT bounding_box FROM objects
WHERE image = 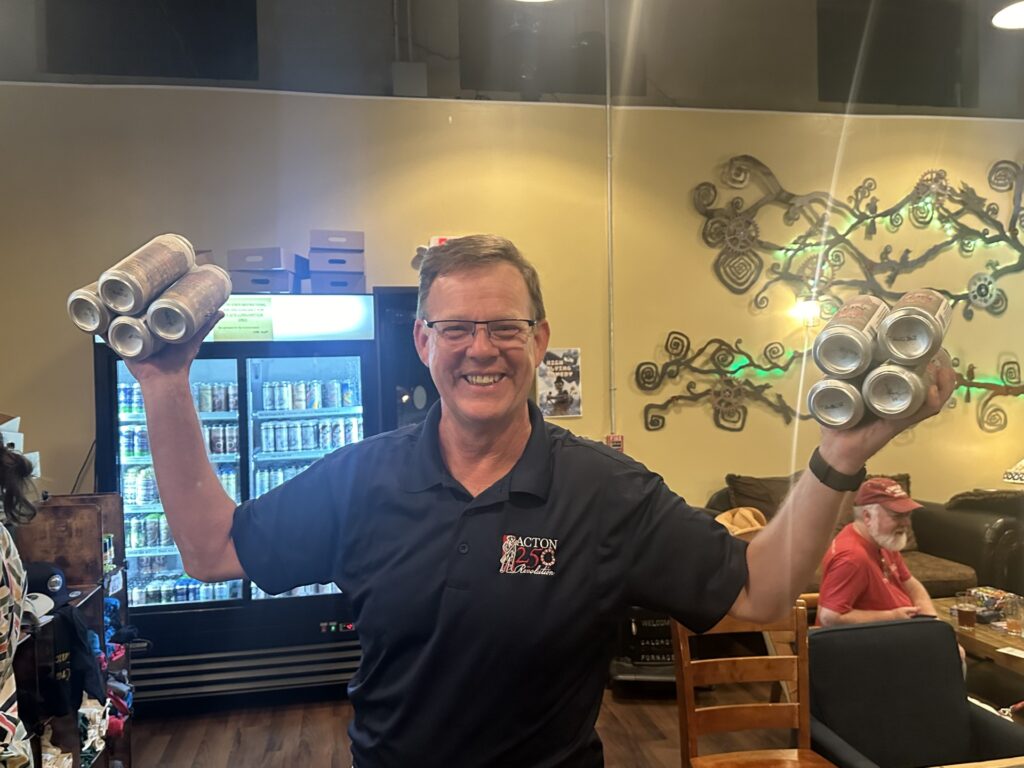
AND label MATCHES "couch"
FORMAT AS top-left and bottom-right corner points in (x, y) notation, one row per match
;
(704, 473), (1023, 597)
